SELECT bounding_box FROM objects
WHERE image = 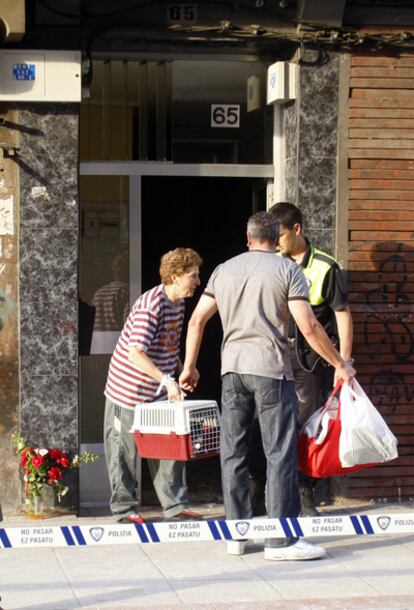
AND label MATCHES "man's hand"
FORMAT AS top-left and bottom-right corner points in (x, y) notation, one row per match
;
(180, 295), (217, 393)
(334, 360), (356, 384)
(179, 366), (200, 393)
